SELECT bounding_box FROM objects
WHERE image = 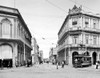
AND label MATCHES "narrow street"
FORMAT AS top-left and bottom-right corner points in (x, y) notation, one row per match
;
(0, 63), (100, 78)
